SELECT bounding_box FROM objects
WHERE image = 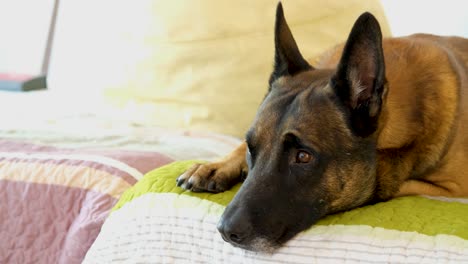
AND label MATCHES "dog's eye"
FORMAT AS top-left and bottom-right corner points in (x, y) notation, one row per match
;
(295, 150), (312, 163)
